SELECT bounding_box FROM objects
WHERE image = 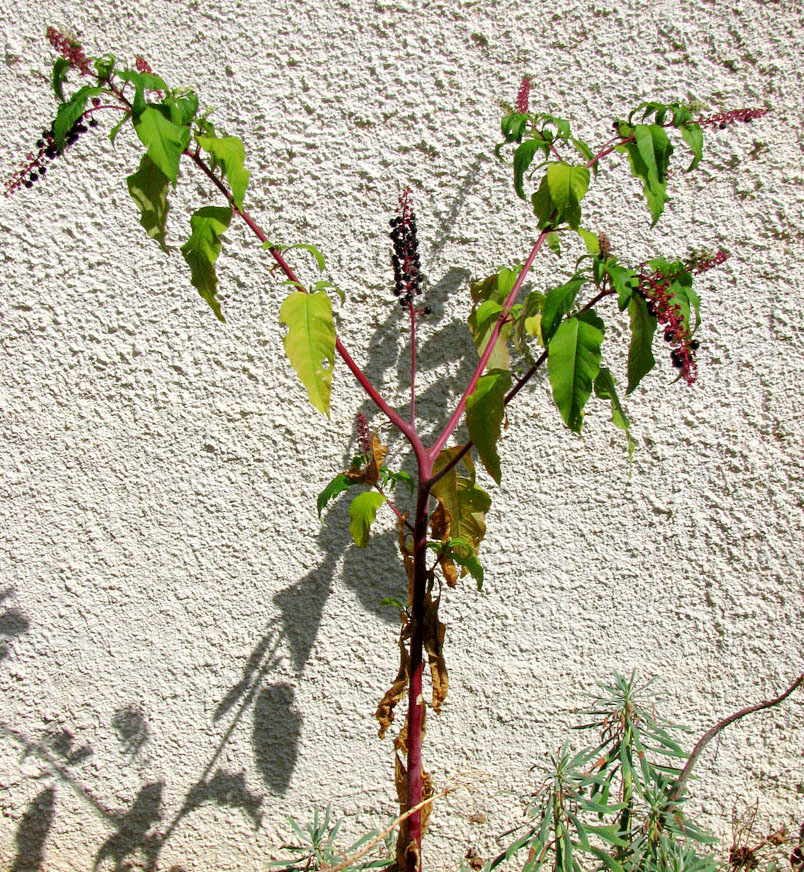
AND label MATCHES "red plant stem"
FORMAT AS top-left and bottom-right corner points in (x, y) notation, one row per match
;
(404, 473), (434, 869)
(427, 228), (550, 470)
(409, 300), (417, 427)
